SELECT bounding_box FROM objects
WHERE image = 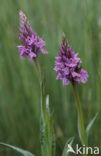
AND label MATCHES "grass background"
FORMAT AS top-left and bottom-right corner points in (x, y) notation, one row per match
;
(0, 0), (101, 155)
